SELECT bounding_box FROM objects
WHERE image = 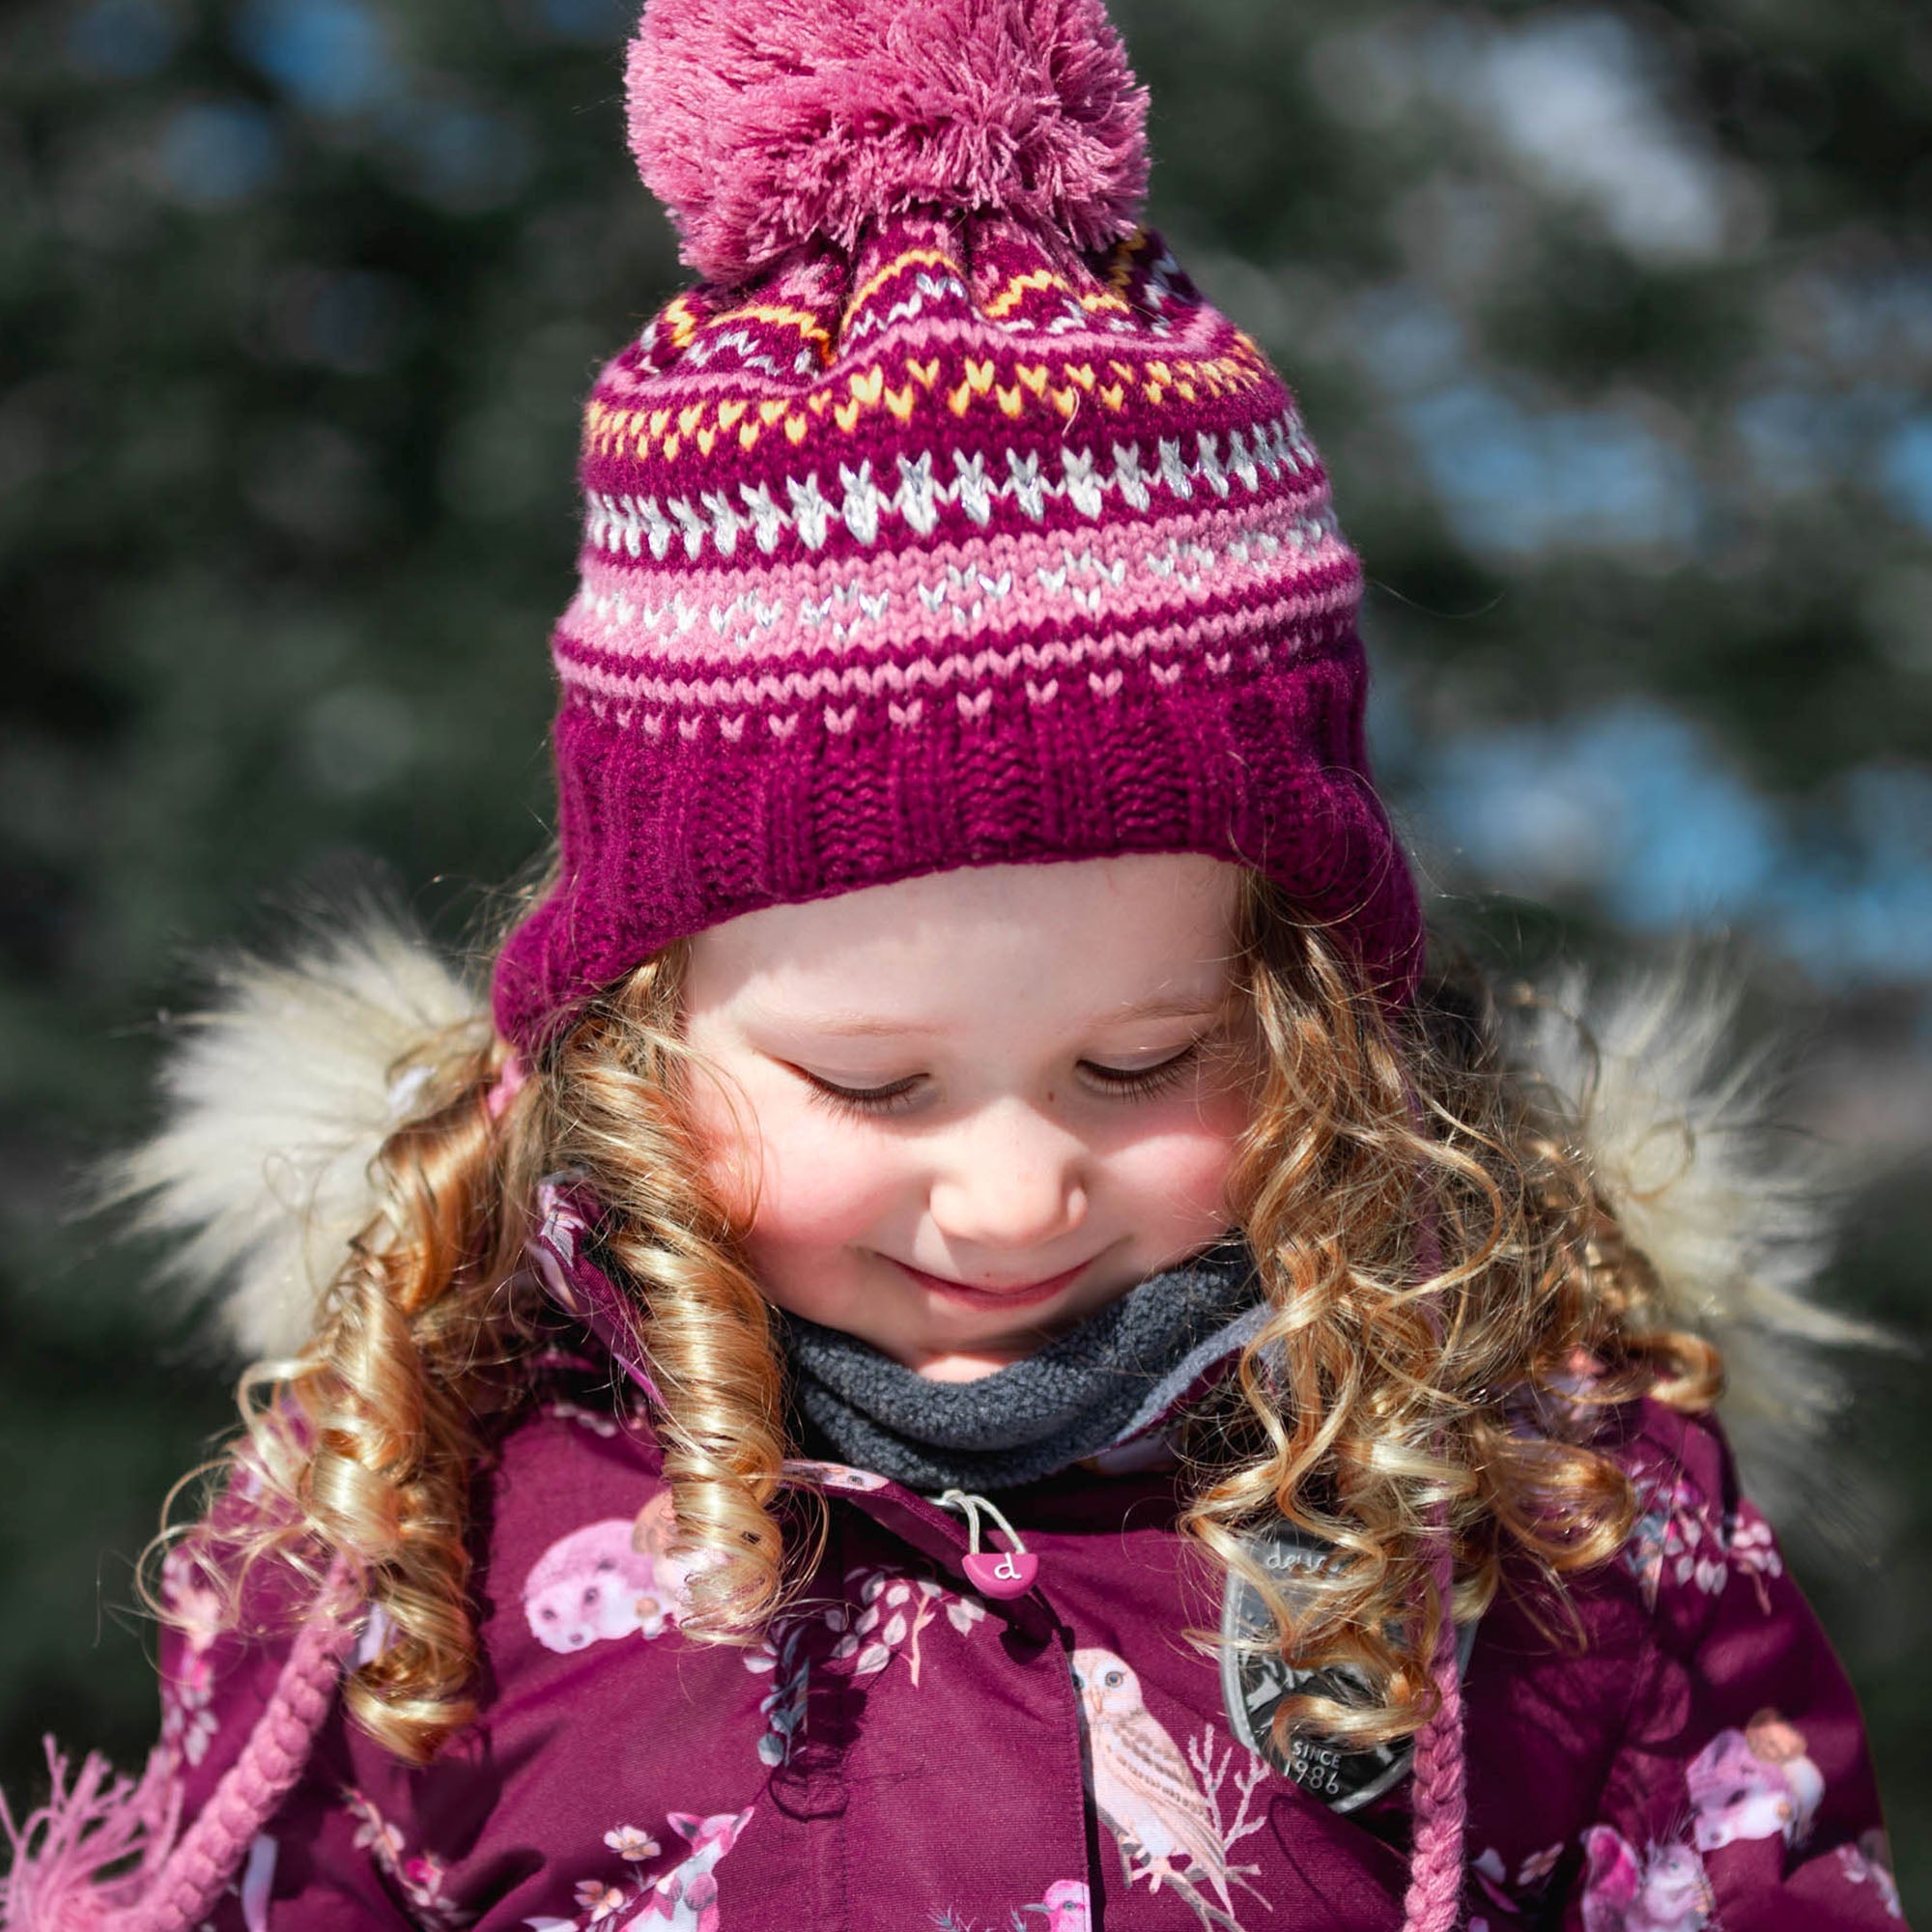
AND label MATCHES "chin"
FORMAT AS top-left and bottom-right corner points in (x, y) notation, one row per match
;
(907, 1341), (1036, 1383)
